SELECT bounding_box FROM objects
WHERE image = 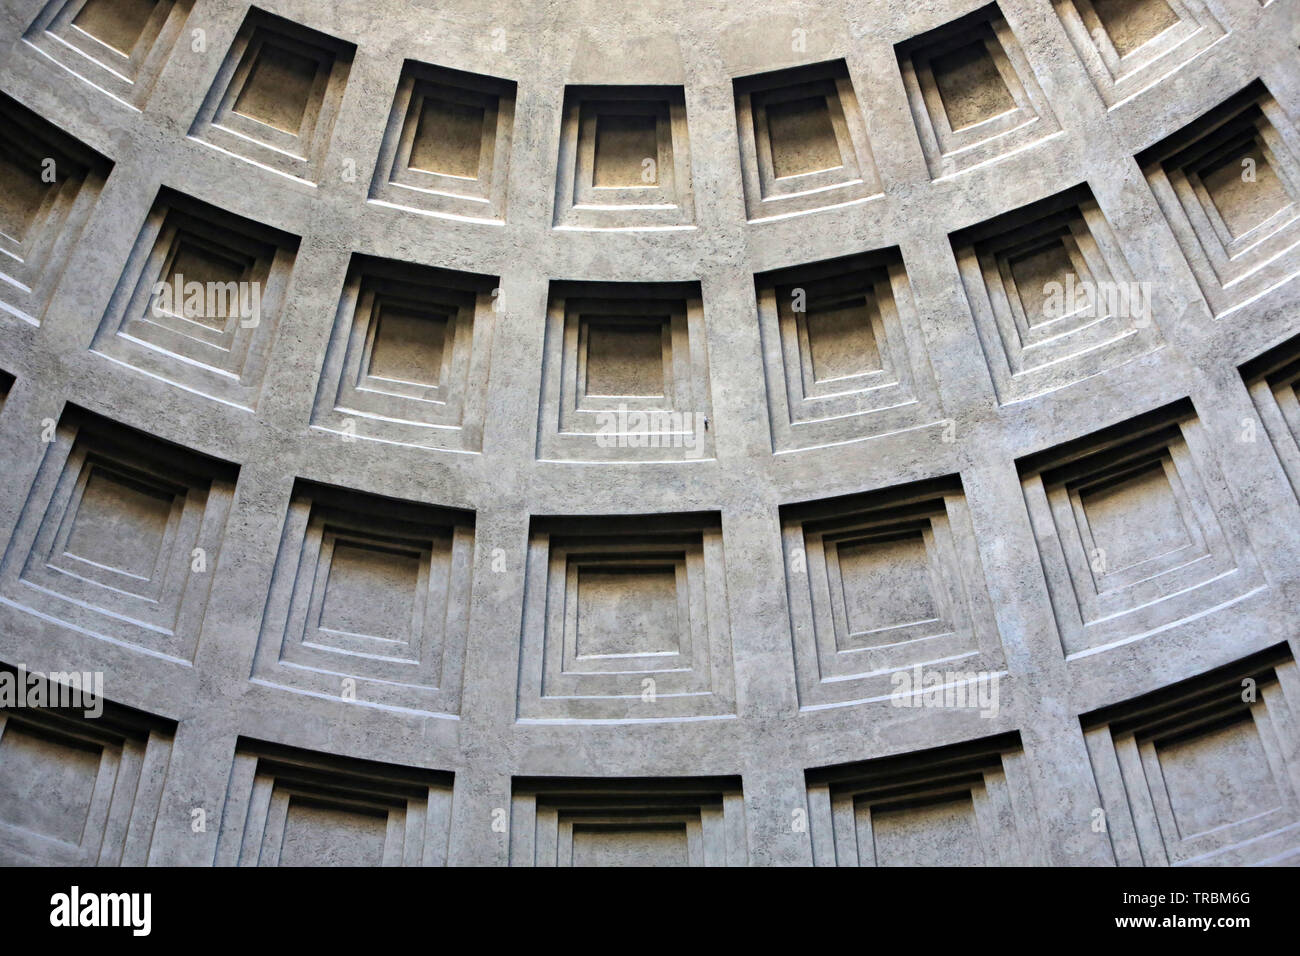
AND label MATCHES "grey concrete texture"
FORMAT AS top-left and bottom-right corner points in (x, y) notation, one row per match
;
(0, 0), (1296, 866)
